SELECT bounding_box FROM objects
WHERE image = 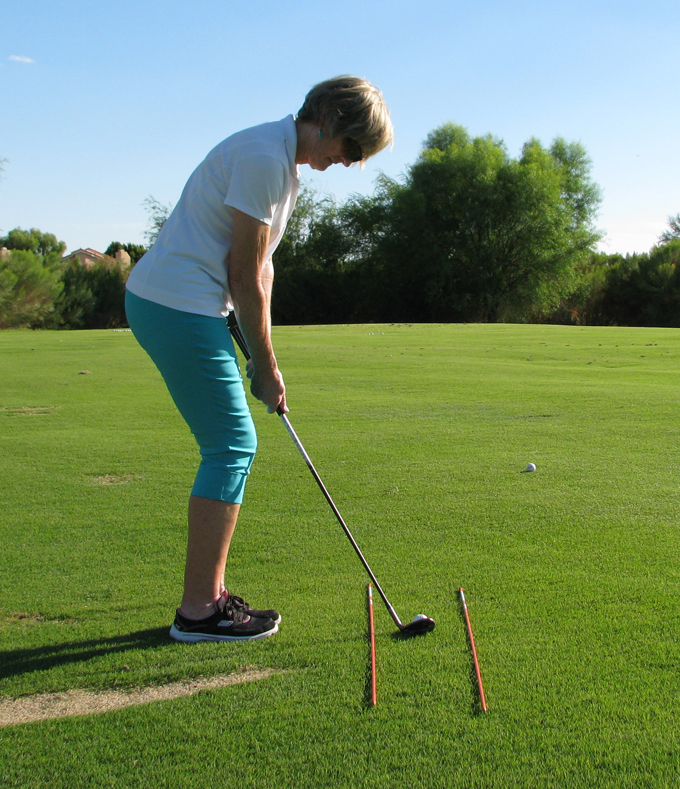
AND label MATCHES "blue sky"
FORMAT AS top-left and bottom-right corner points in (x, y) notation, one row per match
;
(1, 0), (678, 256)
